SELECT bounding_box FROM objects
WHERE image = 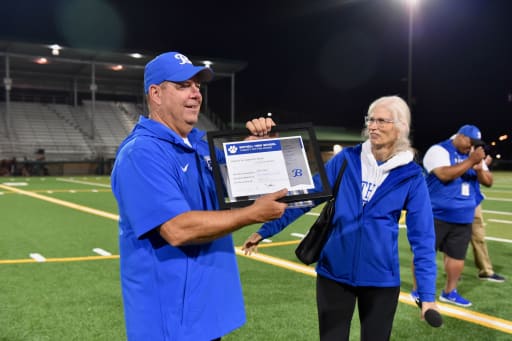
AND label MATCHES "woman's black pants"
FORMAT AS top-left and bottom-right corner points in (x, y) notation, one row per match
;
(316, 275), (400, 341)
